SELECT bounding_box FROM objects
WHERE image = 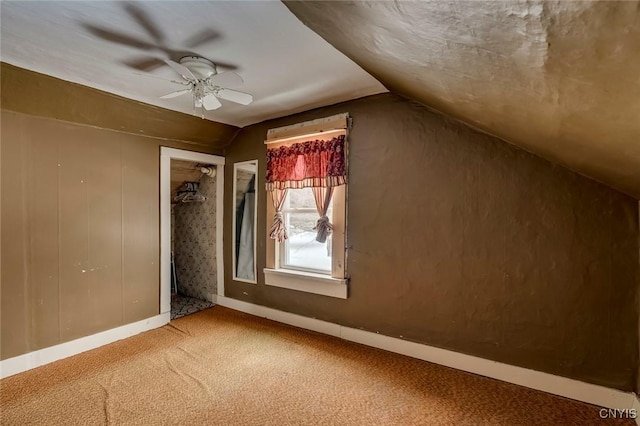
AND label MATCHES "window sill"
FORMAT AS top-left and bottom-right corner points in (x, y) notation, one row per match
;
(233, 277), (258, 285)
(263, 268), (348, 299)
